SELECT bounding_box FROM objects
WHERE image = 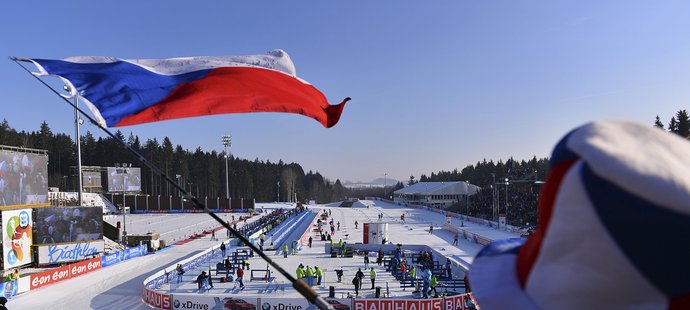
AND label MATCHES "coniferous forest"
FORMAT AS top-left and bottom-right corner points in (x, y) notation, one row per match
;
(1, 110), (686, 204)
